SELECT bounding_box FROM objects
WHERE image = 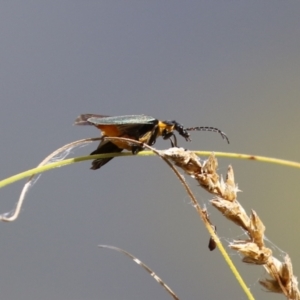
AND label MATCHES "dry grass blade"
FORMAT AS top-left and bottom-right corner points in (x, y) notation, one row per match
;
(0, 137), (101, 222)
(99, 245), (180, 300)
(163, 147), (300, 299)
